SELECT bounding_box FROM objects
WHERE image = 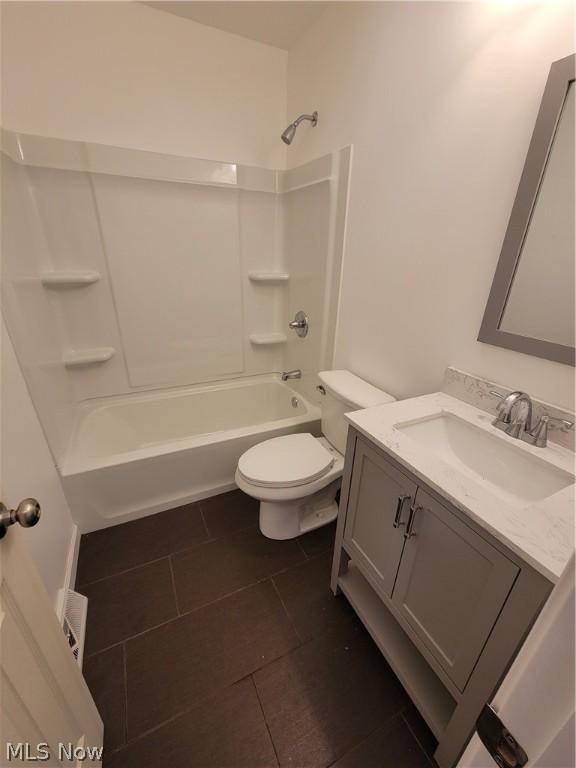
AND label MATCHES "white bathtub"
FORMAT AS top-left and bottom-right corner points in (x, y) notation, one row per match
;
(61, 376), (320, 532)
